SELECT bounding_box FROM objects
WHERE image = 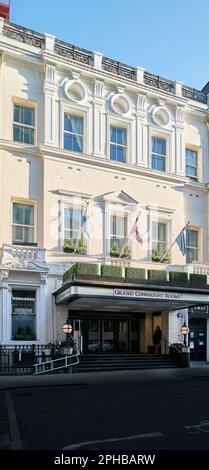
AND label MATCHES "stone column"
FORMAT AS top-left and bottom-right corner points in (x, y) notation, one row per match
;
(36, 274), (48, 342)
(0, 271), (11, 342)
